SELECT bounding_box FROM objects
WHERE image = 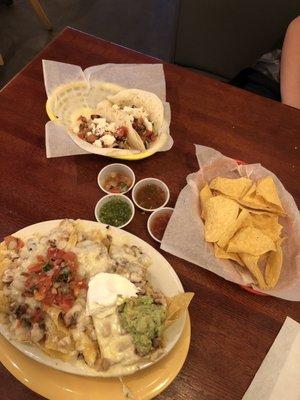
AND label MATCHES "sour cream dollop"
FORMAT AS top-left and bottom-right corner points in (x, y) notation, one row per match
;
(86, 272), (138, 316)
